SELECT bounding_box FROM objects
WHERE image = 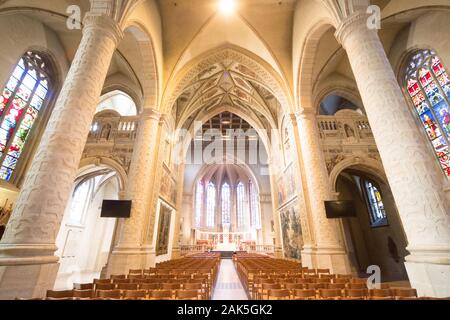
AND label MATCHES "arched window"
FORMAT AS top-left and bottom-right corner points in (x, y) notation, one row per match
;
(405, 50), (450, 181)
(195, 181), (204, 228)
(236, 182), (246, 228)
(249, 180), (261, 228)
(69, 179), (93, 224)
(221, 183), (231, 225)
(206, 182), (216, 228)
(362, 179), (388, 227)
(0, 52), (52, 182)
(96, 90), (137, 116)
